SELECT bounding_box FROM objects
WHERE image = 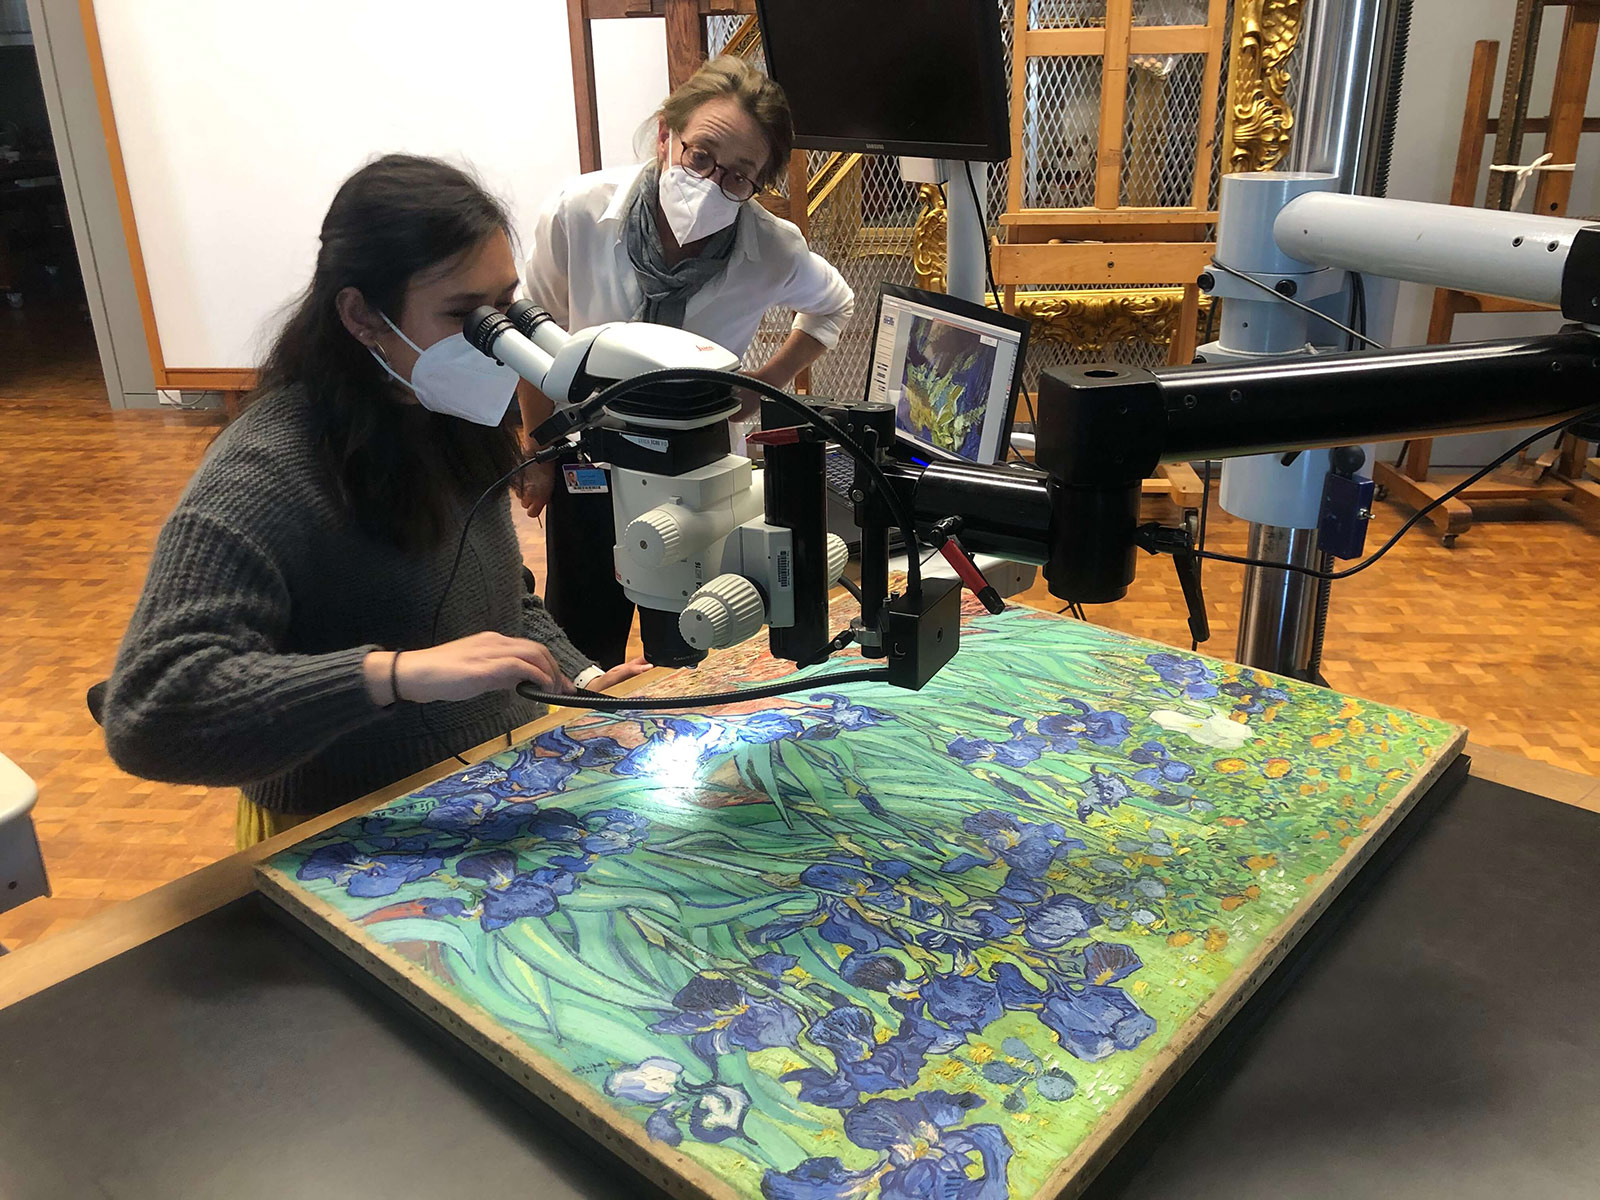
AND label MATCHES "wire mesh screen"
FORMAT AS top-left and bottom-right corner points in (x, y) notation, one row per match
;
(1122, 53), (1206, 206)
(745, 156), (923, 400)
(1023, 56), (1102, 208)
(1031, 0), (1109, 29)
(704, 16), (745, 58)
(1132, 0), (1208, 25)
